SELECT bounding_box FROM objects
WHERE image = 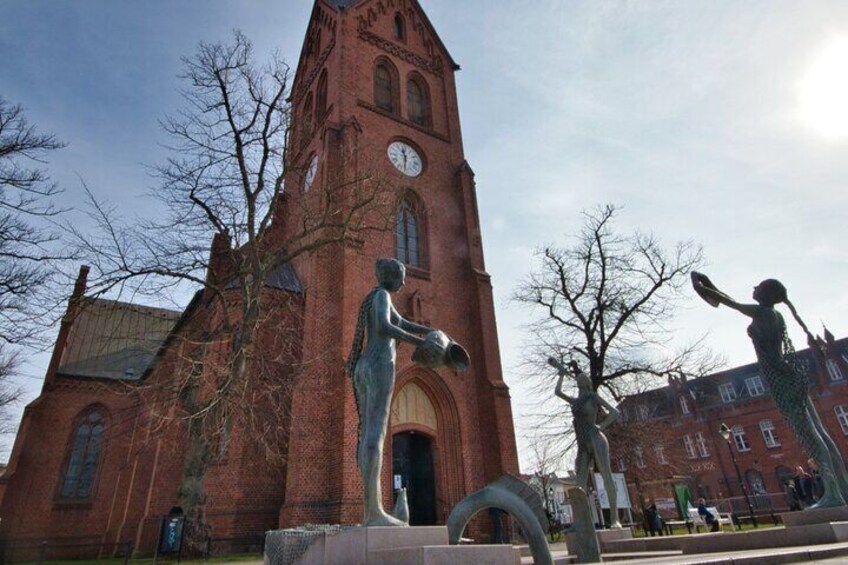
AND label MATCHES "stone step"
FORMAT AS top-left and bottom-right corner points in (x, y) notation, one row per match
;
(519, 549), (683, 565)
(603, 522), (848, 555)
(368, 544), (520, 565)
(605, 540), (848, 564)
